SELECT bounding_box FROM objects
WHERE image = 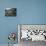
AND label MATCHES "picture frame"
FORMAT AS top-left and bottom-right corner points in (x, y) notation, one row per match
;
(5, 8), (17, 16)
